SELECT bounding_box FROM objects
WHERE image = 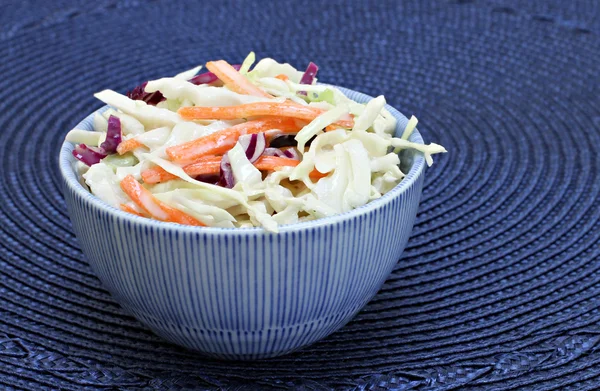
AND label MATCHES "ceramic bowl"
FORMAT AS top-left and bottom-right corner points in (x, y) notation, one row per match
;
(59, 86), (425, 359)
